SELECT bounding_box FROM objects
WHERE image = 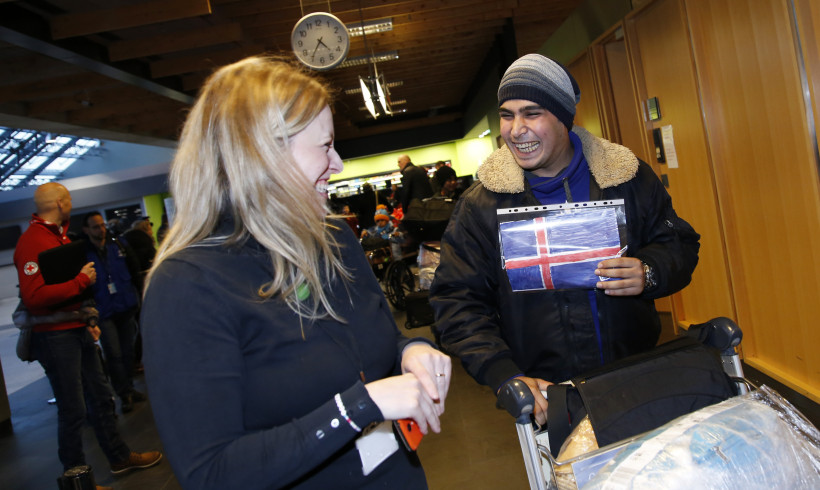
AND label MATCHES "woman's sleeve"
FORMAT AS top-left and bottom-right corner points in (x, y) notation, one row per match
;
(141, 259), (383, 489)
